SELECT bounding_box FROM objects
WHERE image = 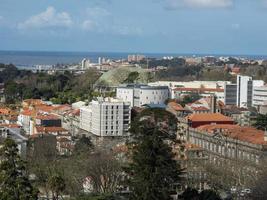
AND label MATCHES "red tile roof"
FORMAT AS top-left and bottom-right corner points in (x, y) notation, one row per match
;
(168, 102), (185, 111)
(0, 108), (11, 115)
(190, 106), (209, 111)
(188, 113), (233, 122)
(196, 124), (267, 145)
(0, 124), (21, 128)
(36, 114), (60, 120)
(21, 109), (35, 116)
(36, 126), (67, 133)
